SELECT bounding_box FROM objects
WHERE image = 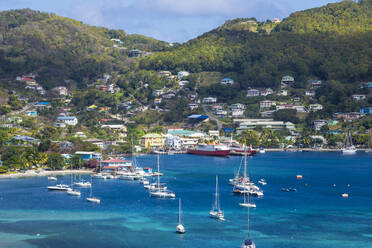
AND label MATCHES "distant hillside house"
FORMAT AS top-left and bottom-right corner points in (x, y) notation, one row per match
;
(25, 110), (38, 116)
(305, 91), (315, 97)
(352, 94), (366, 101)
(221, 78), (234, 85)
(153, 89), (164, 96)
(56, 116), (78, 126)
(309, 79), (322, 89)
(246, 89), (260, 97)
(85, 138), (104, 149)
(179, 80), (189, 87)
(154, 98), (162, 104)
(309, 104), (323, 112)
(129, 49), (142, 57)
(178, 71), (190, 79)
(188, 103), (199, 110)
(231, 109), (245, 117)
(281, 75), (295, 88)
(34, 102), (51, 108)
(277, 89), (288, 96)
(360, 107), (372, 115)
(230, 103), (245, 110)
(293, 106), (308, 113)
(260, 100), (276, 109)
(74, 132), (87, 138)
(52, 86), (68, 96)
(158, 71), (172, 77)
(334, 112), (363, 121)
(261, 88), (274, 96)
(272, 18), (281, 23)
(362, 82), (372, 89)
(202, 97), (217, 104)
